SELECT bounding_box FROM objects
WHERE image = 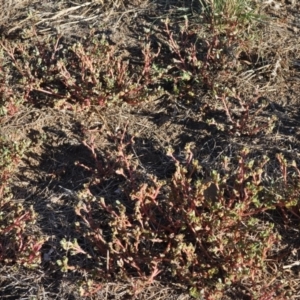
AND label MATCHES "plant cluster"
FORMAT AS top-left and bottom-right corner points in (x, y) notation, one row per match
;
(0, 0), (298, 299)
(55, 126), (297, 299)
(0, 0), (274, 139)
(0, 137), (42, 268)
(154, 0), (259, 88)
(146, 1), (275, 138)
(208, 90), (277, 136)
(0, 31), (161, 114)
